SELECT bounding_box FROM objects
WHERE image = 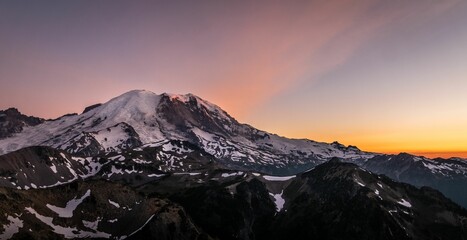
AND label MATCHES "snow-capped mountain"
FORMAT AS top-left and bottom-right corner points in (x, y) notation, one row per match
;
(0, 90), (374, 174)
